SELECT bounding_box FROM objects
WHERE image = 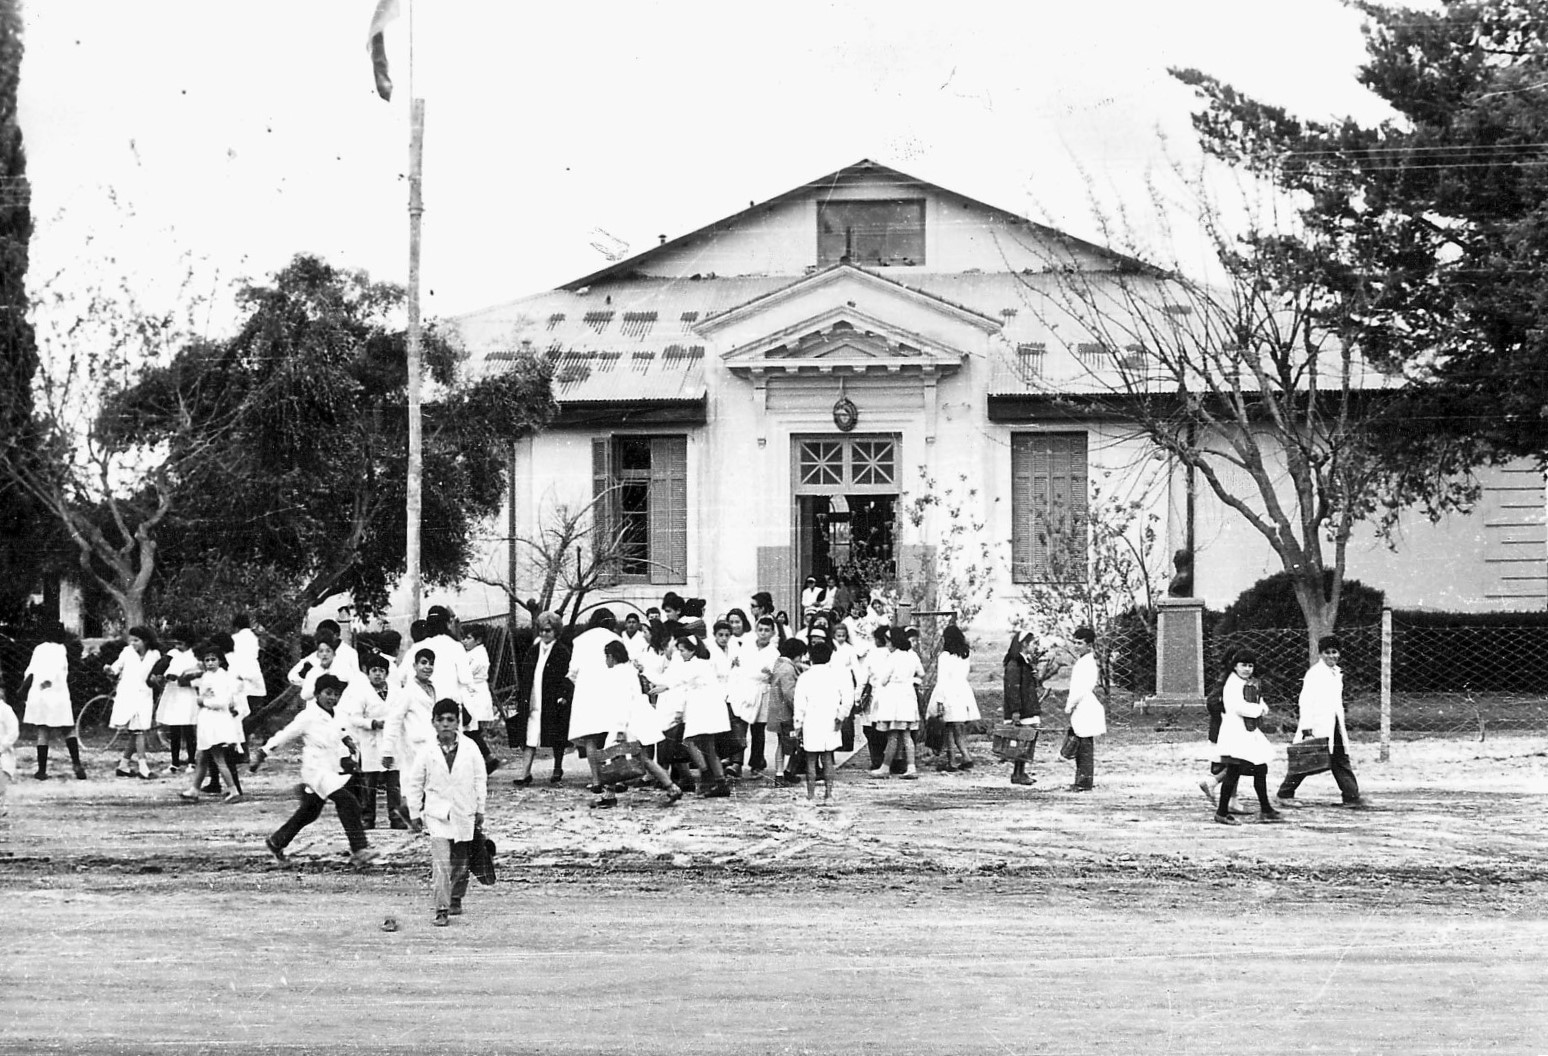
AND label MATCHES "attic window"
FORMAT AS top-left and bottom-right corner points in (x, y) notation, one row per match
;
(547, 313), (567, 329)
(583, 310), (614, 333)
(817, 199), (925, 267)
